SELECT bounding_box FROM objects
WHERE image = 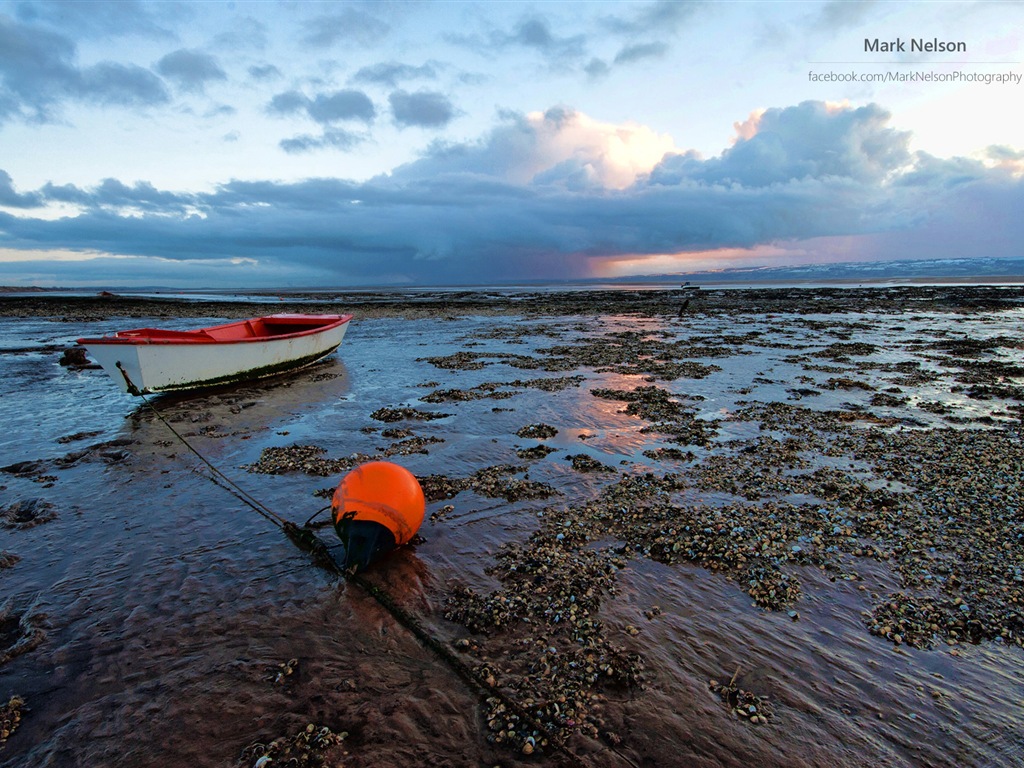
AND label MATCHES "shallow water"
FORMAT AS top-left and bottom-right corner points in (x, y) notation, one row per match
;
(1, 303), (1023, 767)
